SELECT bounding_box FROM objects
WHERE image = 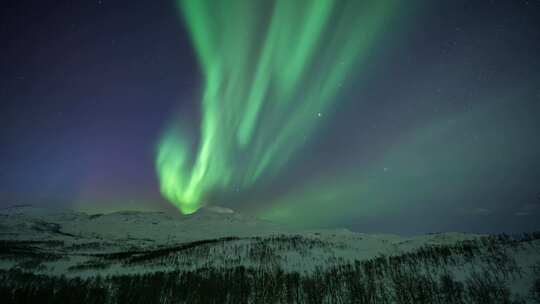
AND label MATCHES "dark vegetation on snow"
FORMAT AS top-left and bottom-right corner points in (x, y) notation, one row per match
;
(531, 261), (540, 303)
(0, 233), (539, 303)
(0, 240), (63, 260)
